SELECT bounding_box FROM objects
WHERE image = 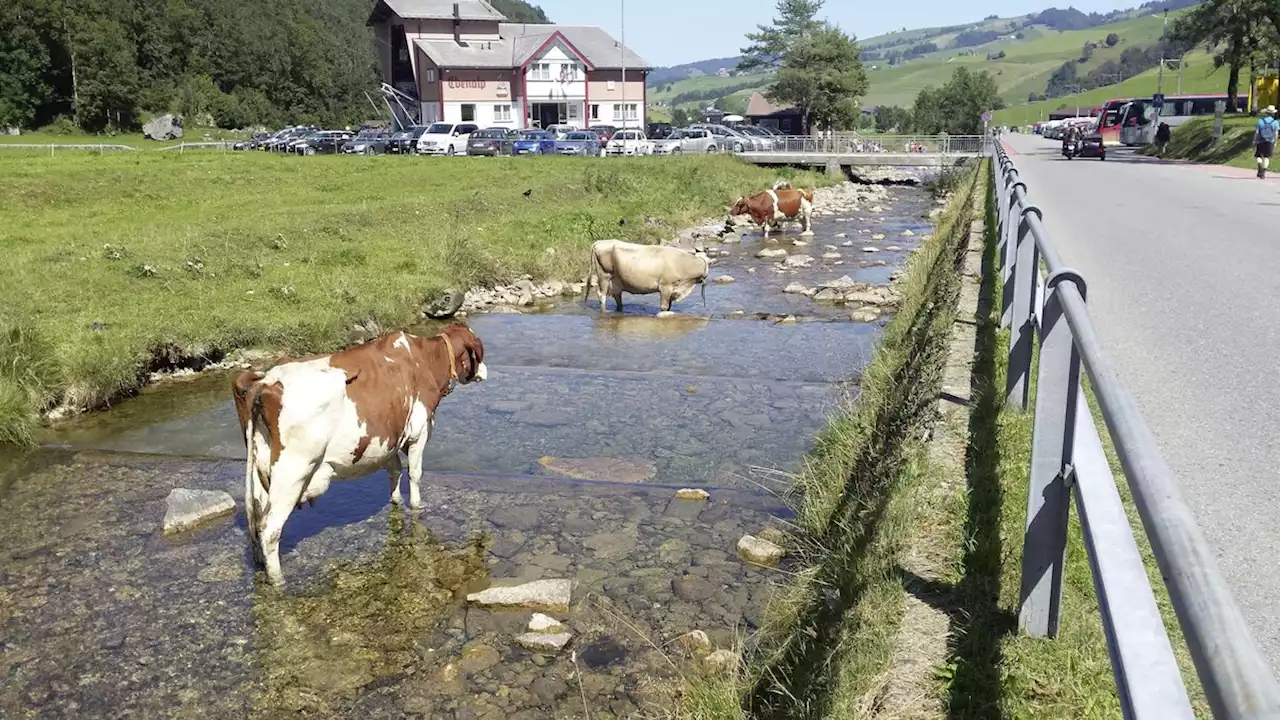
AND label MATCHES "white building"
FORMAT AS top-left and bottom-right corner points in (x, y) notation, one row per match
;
(368, 0), (652, 130)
